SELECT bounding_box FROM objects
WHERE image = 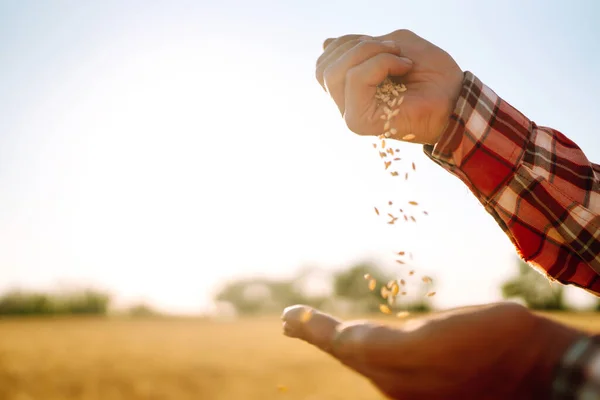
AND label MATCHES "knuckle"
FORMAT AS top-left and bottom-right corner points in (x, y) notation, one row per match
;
(339, 38), (367, 59)
(315, 52), (329, 69)
(357, 39), (394, 54)
(344, 112), (364, 135)
(339, 33), (362, 43)
(354, 40), (381, 54)
(345, 66), (361, 84)
(392, 28), (413, 37)
(326, 35), (352, 52)
(322, 66), (341, 89)
(322, 37), (335, 50)
(315, 65), (324, 84)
